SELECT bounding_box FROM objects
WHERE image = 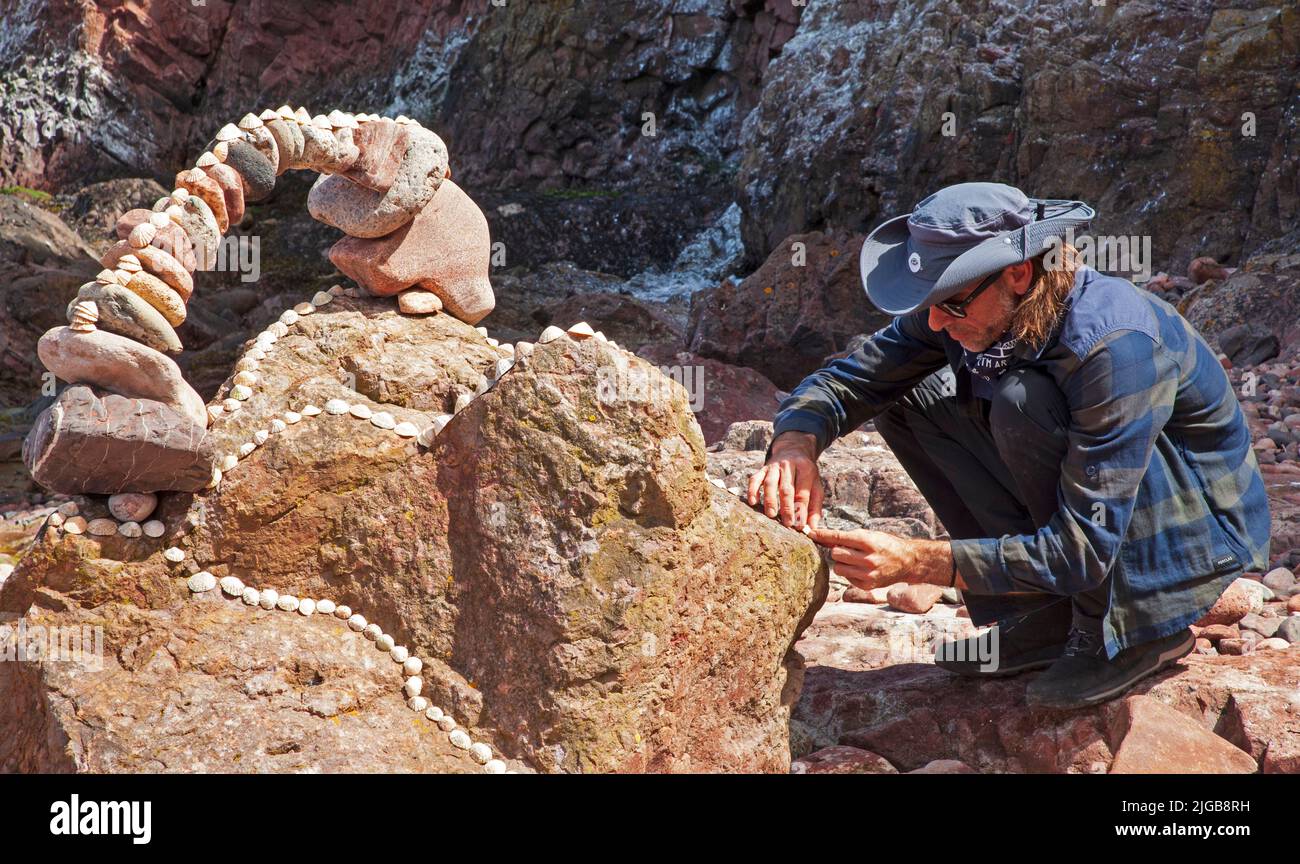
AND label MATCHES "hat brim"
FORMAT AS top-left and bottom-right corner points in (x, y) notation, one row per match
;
(860, 200), (1096, 316)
